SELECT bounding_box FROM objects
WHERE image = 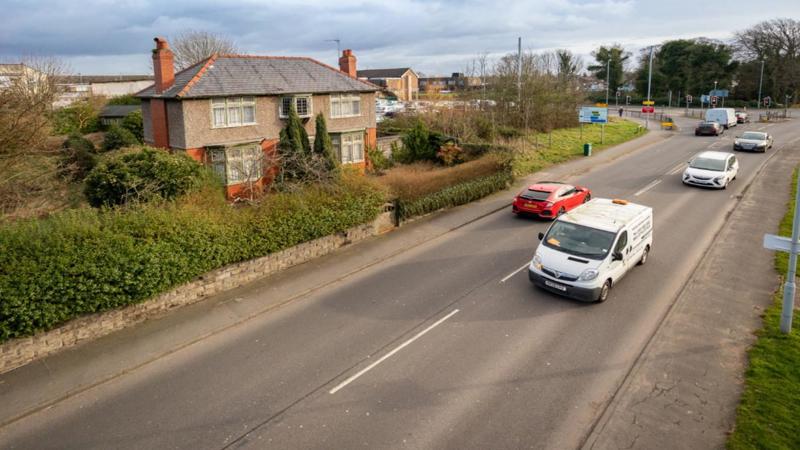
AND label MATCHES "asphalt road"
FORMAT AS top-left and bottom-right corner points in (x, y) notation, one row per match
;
(2, 117), (799, 450)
